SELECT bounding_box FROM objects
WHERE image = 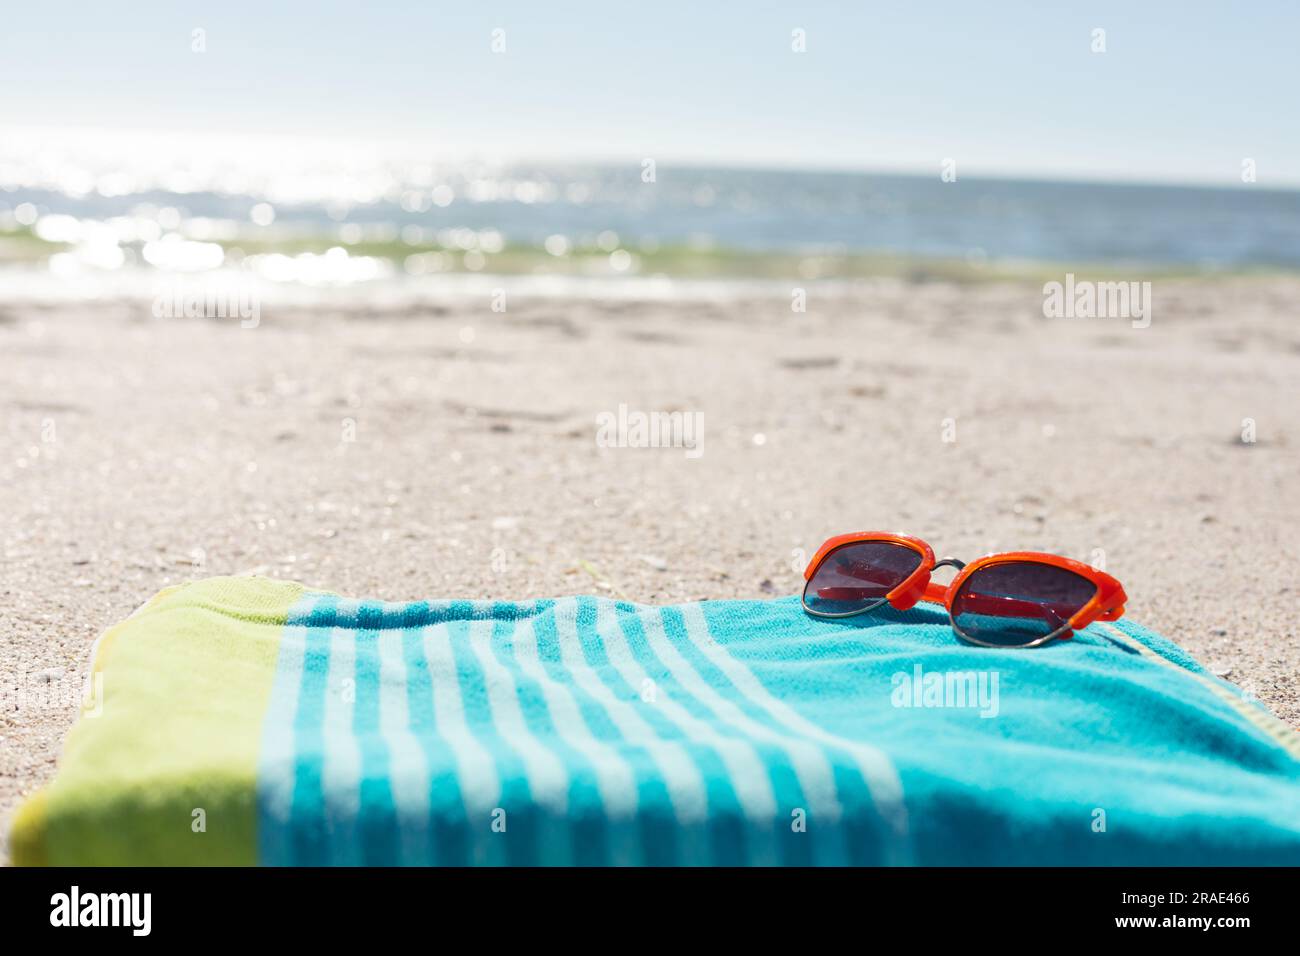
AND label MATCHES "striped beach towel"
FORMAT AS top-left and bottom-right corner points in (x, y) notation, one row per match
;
(11, 575), (1300, 865)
